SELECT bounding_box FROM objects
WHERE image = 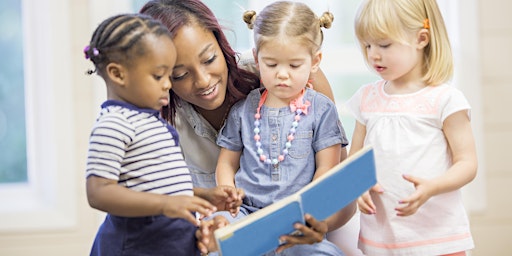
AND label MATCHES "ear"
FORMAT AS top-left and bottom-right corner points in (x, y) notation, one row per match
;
(252, 48), (259, 69)
(310, 51), (322, 73)
(105, 63), (126, 86)
(416, 28), (430, 49)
